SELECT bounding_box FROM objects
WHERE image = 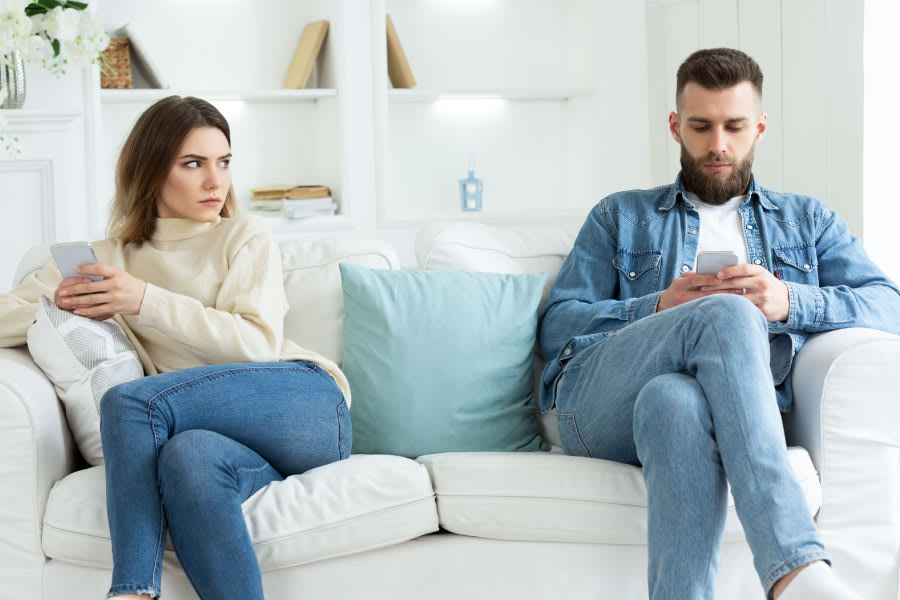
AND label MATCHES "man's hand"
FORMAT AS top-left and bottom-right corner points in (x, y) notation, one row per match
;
(657, 271), (731, 312)
(55, 264), (147, 319)
(698, 264), (790, 322)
